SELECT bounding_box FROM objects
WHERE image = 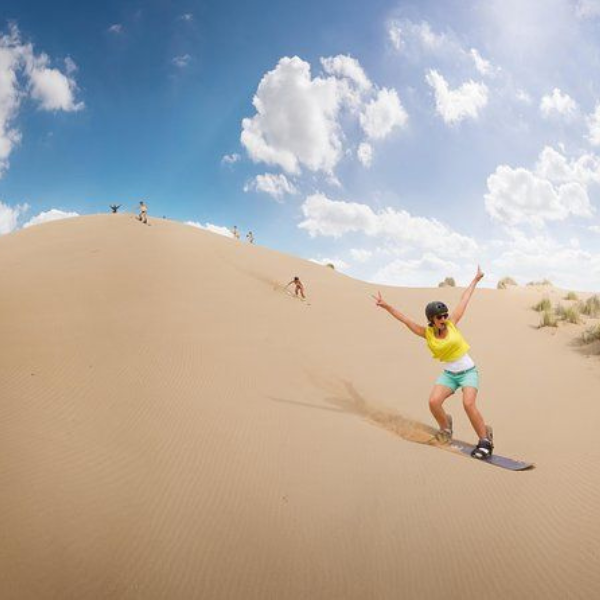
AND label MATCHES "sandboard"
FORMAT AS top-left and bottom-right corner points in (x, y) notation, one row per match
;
(428, 438), (534, 471)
